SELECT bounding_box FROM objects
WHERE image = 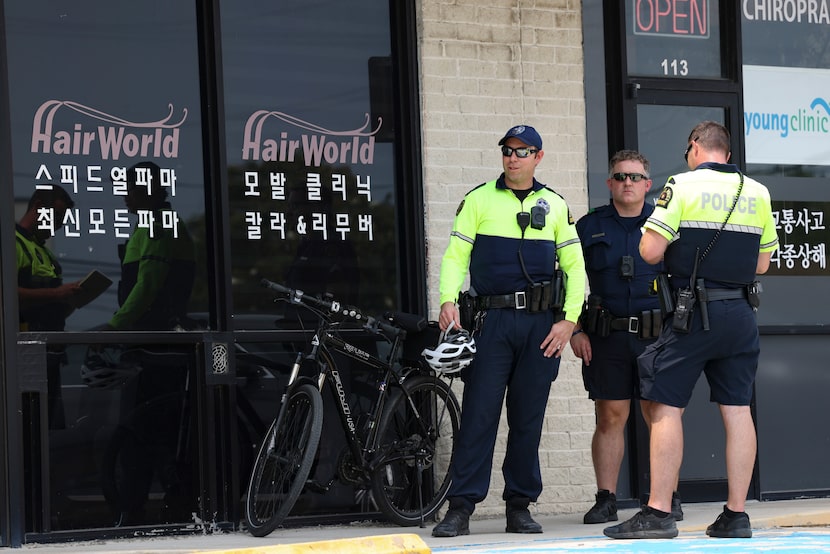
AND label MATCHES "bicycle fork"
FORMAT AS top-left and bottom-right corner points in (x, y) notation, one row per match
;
(267, 352), (305, 451)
